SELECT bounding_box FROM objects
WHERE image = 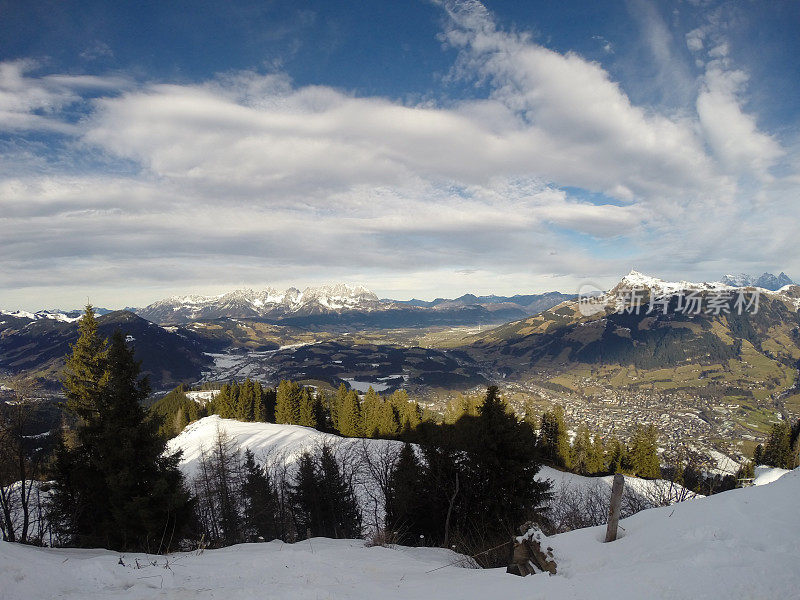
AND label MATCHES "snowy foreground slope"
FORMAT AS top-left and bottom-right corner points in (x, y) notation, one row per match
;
(2, 467), (798, 600)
